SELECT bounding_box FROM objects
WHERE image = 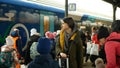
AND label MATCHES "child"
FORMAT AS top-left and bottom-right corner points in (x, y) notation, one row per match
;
(28, 37), (59, 68)
(0, 36), (19, 68)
